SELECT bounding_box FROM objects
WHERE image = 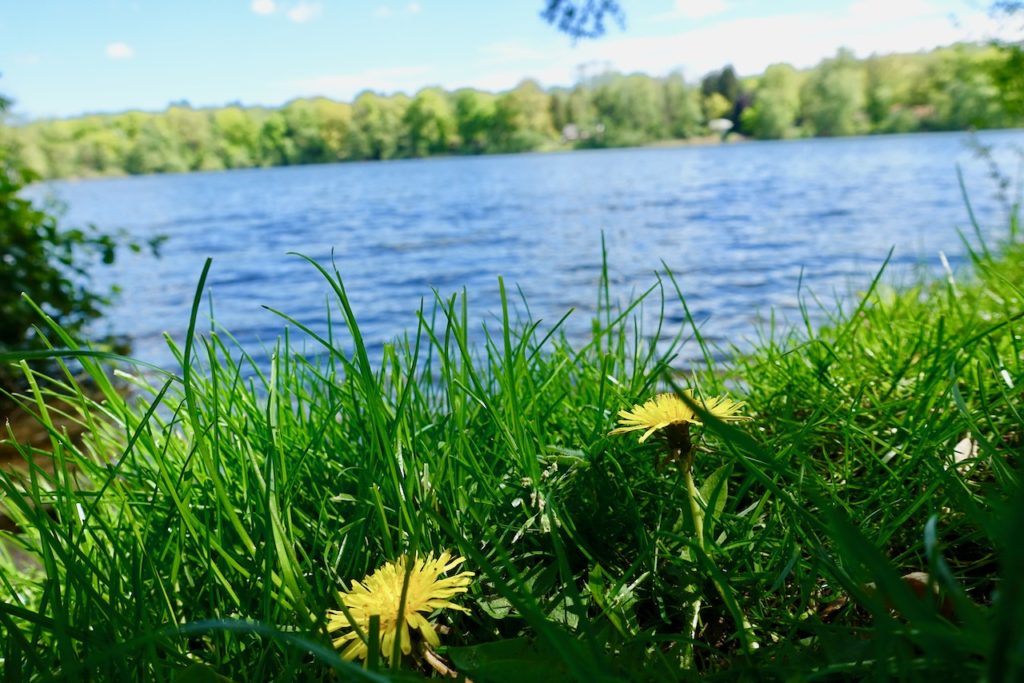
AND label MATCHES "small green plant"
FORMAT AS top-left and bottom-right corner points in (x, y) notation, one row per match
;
(609, 391), (758, 664)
